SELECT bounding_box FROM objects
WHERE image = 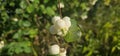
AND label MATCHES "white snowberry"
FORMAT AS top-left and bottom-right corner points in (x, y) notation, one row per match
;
(0, 41), (4, 49)
(59, 48), (67, 56)
(63, 16), (70, 21)
(81, 14), (88, 20)
(57, 31), (63, 36)
(13, 18), (18, 22)
(77, 31), (82, 37)
(52, 16), (61, 24)
(90, 0), (97, 5)
(58, 3), (64, 8)
(49, 44), (60, 55)
(54, 19), (66, 30)
(63, 17), (71, 28)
